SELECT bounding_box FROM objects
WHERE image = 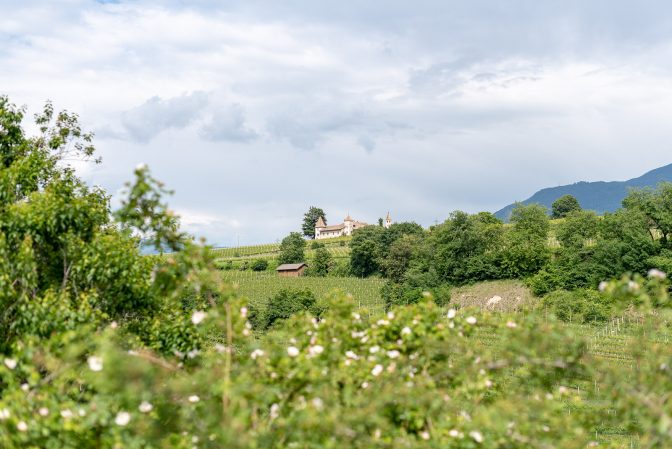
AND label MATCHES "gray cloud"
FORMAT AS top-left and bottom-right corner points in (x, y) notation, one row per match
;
(199, 103), (258, 142)
(118, 92), (209, 143)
